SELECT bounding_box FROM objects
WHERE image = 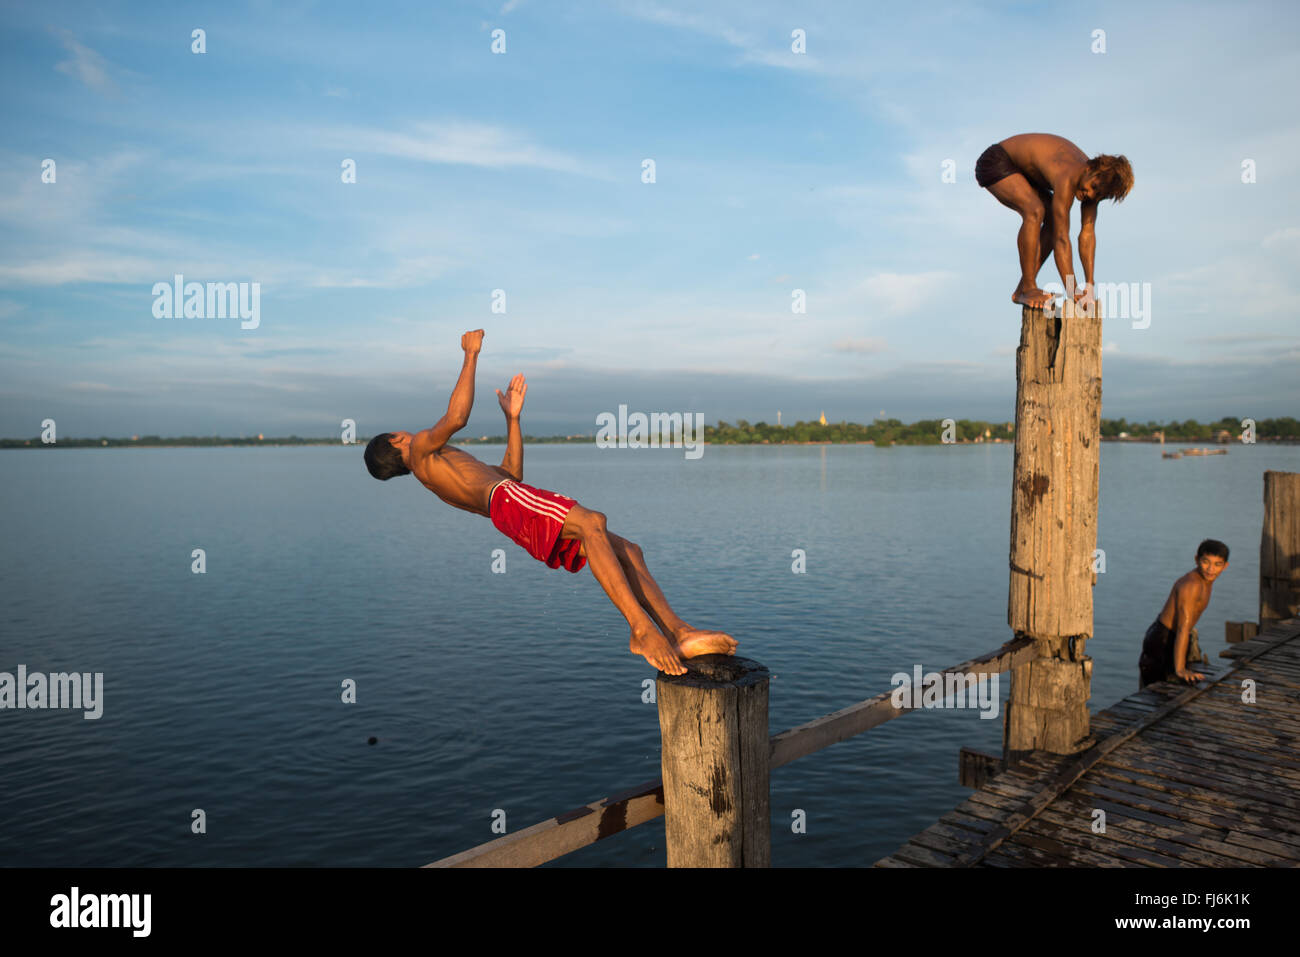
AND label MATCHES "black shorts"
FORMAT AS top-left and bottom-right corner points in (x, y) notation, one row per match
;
(1138, 619), (1205, 687)
(975, 143), (1019, 189)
